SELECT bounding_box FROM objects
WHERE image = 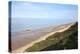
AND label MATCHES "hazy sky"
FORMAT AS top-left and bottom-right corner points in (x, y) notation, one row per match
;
(11, 1), (77, 20)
